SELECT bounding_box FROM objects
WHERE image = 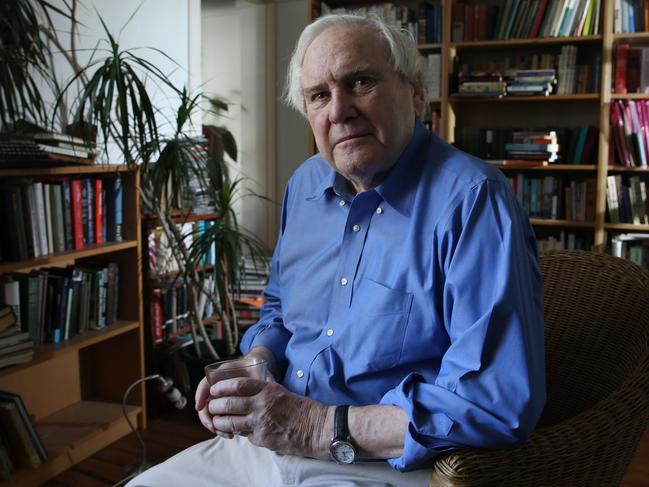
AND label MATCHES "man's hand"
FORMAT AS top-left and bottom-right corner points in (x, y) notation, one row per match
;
(195, 346), (278, 435)
(207, 377), (331, 458)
